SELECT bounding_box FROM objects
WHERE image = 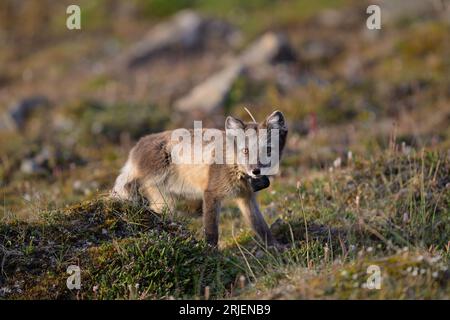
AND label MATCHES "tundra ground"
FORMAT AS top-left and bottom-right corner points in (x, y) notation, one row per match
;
(0, 0), (449, 299)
